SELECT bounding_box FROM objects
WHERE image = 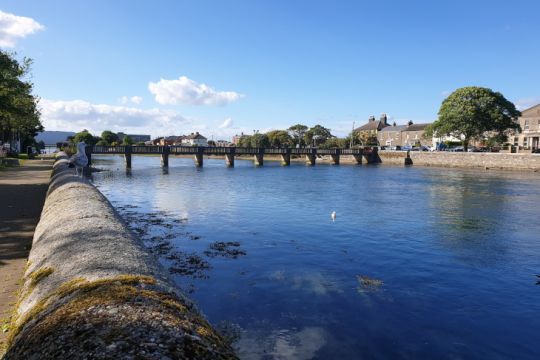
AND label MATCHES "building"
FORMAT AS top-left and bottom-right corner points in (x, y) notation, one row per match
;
(401, 122), (431, 147)
(377, 120), (431, 147)
(509, 104), (540, 150)
(354, 114), (390, 145)
(117, 132), (151, 143)
(214, 140), (232, 147)
(181, 132), (208, 146)
(378, 122), (408, 147)
(158, 136), (183, 146)
(232, 133), (245, 145)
